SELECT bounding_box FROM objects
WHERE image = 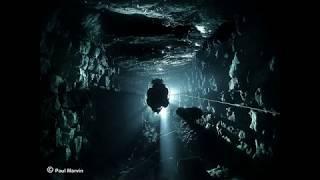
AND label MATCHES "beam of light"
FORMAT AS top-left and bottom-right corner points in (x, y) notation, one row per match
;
(159, 106), (176, 179)
(159, 107), (168, 120)
(168, 87), (179, 104)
